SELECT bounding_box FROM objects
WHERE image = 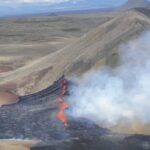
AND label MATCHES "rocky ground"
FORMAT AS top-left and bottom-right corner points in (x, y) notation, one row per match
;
(32, 134), (150, 150)
(0, 77), (149, 150)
